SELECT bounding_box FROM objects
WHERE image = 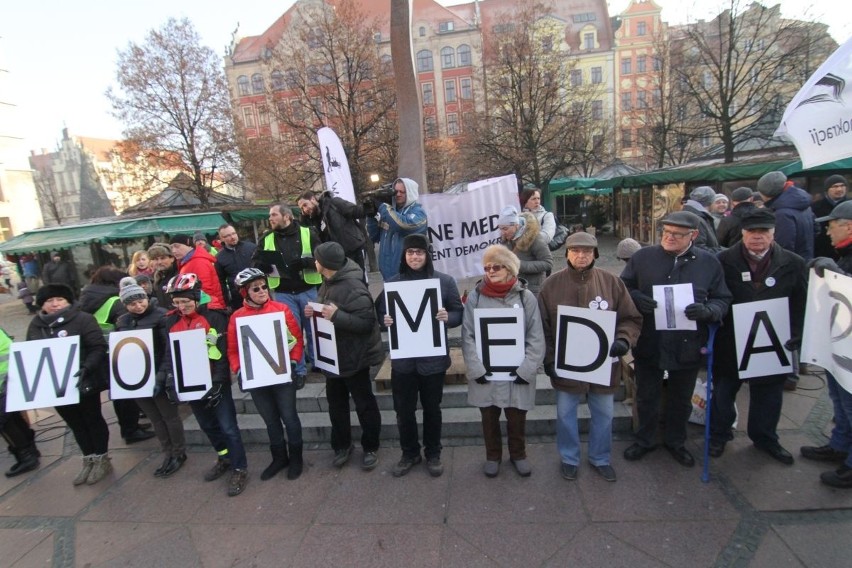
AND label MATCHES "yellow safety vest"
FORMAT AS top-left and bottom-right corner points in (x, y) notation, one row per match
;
(263, 227), (322, 288)
(0, 328), (12, 387)
(94, 296), (121, 333)
(206, 329), (223, 360)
